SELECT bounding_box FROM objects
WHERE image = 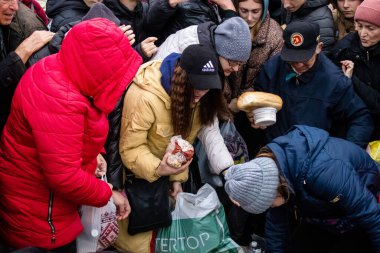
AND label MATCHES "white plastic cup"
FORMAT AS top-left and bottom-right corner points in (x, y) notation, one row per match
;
(252, 107), (277, 127)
